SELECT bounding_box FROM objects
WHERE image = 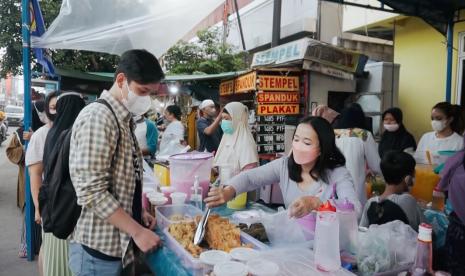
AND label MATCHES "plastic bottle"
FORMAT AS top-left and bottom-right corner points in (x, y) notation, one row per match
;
(314, 201), (341, 272)
(190, 175), (203, 210)
(409, 223), (434, 276)
(432, 188), (445, 211)
(336, 199), (358, 257)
